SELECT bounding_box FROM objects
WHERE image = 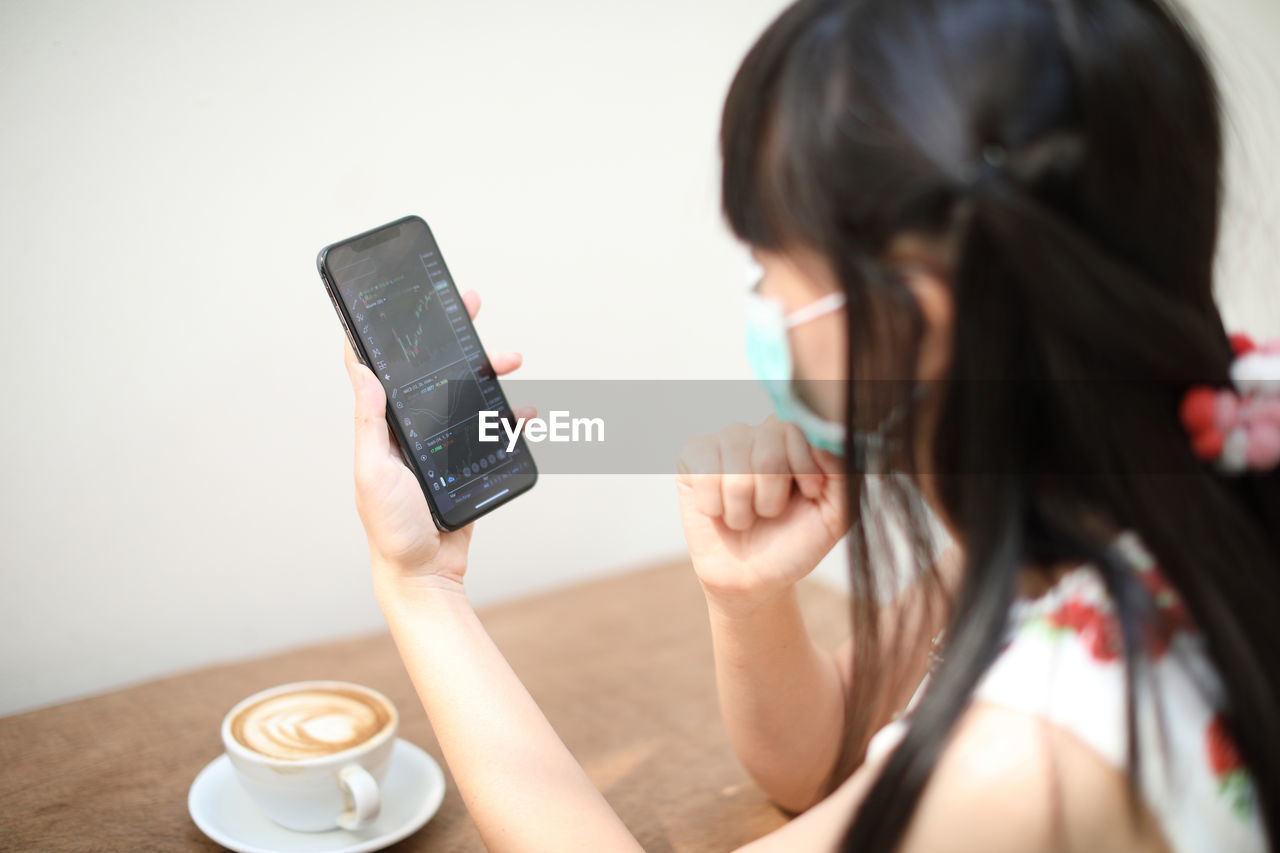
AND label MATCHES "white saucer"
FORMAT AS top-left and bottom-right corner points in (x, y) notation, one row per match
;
(188, 738), (446, 853)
